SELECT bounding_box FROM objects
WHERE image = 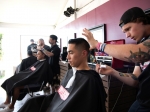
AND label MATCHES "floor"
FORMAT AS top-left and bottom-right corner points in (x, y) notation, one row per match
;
(0, 77), (50, 112)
